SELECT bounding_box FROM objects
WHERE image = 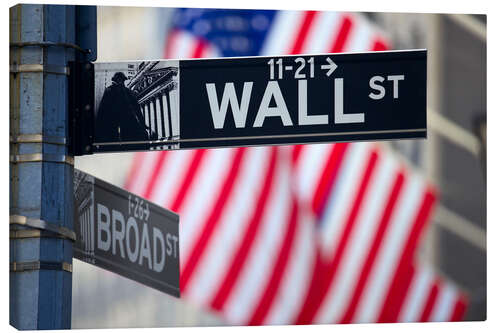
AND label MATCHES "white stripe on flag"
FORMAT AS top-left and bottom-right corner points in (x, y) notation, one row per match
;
(353, 175), (425, 323)
(264, 211), (316, 324)
(430, 284), (457, 322)
(223, 152), (293, 324)
(169, 30), (198, 59)
(178, 149), (235, 269)
(149, 150), (194, 206)
(302, 11), (341, 53)
(260, 11), (305, 56)
(343, 14), (373, 52)
(295, 143), (334, 205)
(399, 266), (433, 322)
(183, 148), (271, 304)
(319, 143), (372, 258)
(315, 149), (397, 324)
(200, 44), (221, 58)
(127, 152), (162, 195)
